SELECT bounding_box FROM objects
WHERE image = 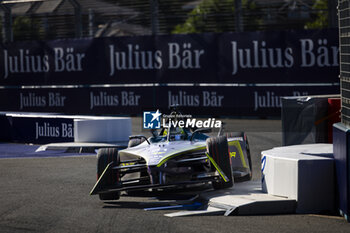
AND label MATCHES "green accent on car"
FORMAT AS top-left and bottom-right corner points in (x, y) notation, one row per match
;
(156, 145), (206, 167)
(205, 152), (229, 182)
(228, 140), (248, 168)
(90, 162), (113, 195)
